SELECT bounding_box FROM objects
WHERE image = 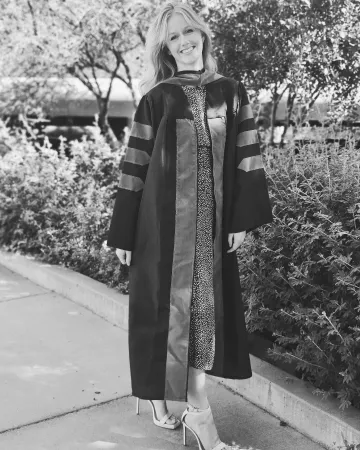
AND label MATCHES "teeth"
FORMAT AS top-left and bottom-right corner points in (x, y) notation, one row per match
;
(181, 46), (194, 54)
